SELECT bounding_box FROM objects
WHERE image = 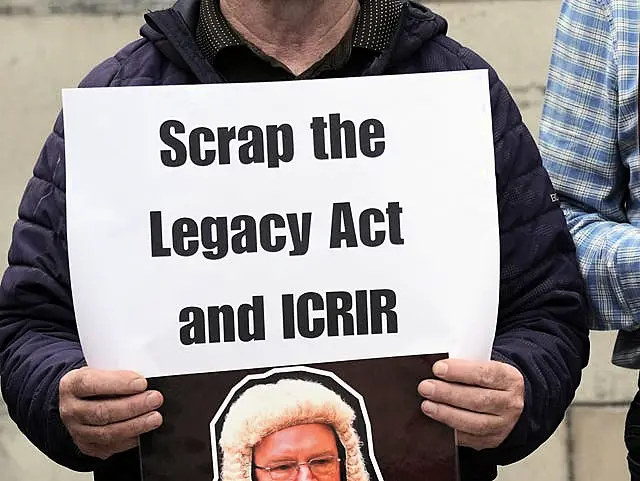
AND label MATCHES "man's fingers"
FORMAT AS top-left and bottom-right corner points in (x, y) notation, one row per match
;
(74, 411), (163, 446)
(419, 360), (525, 451)
(73, 391), (164, 426)
(420, 399), (502, 436)
(418, 380), (511, 415)
(60, 368), (148, 399)
(432, 359), (520, 391)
